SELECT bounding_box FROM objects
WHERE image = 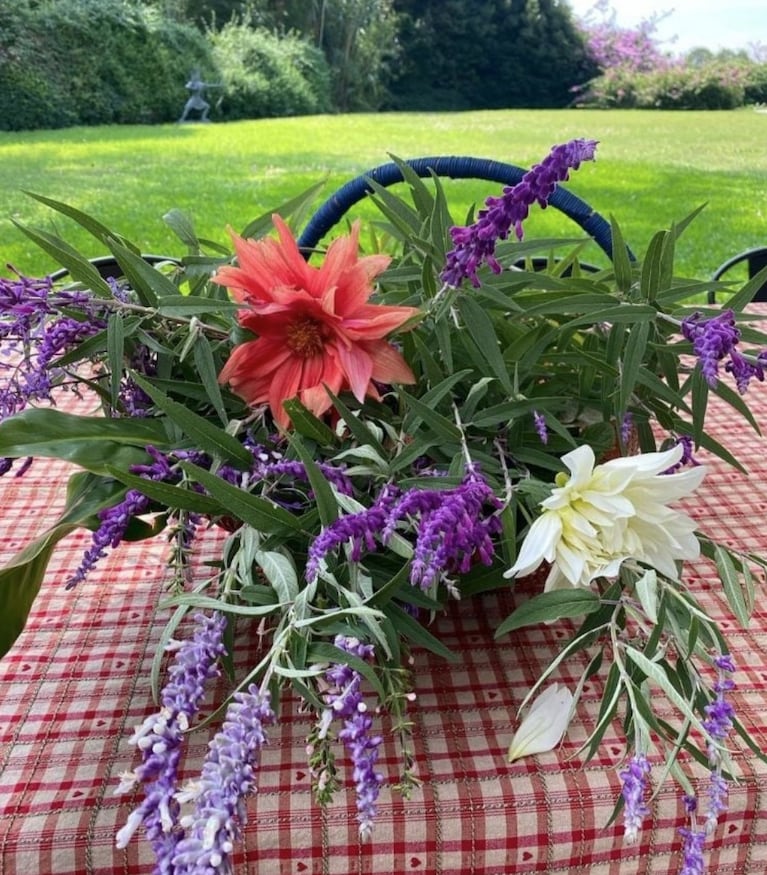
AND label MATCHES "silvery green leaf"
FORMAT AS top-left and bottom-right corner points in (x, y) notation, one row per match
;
(256, 549), (299, 604)
(333, 445), (390, 469)
(625, 647), (706, 737)
(635, 569), (659, 623)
